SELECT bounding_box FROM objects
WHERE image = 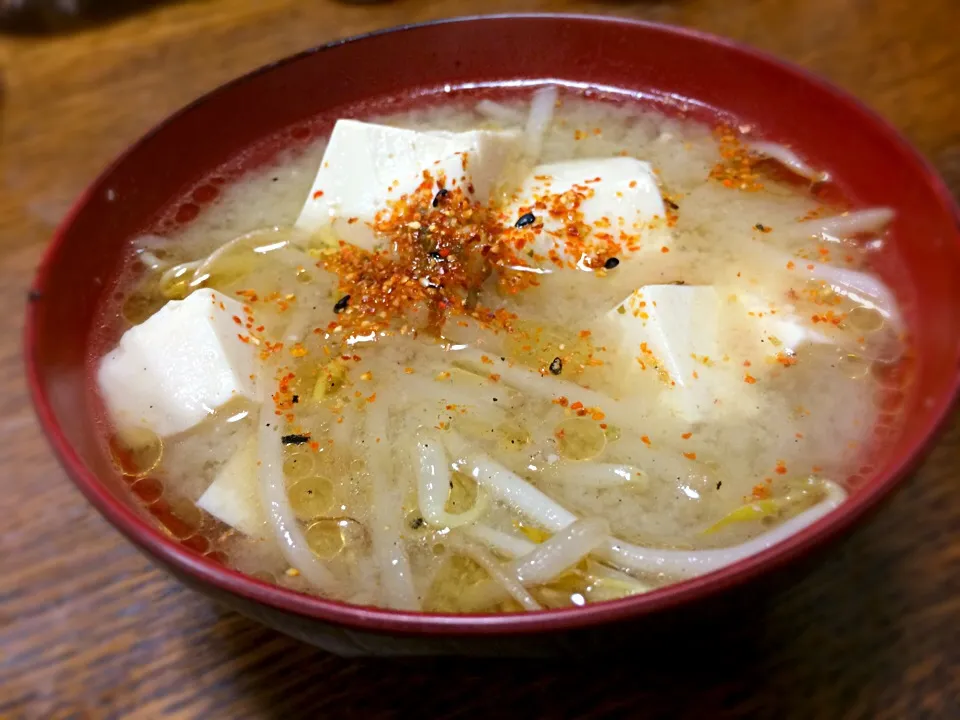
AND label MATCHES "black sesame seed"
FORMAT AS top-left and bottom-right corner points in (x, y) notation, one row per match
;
(603, 257), (620, 270)
(755, 223), (767, 232)
(716, 481), (722, 490)
(333, 295), (351, 313)
(410, 516), (425, 530)
(429, 251), (443, 260)
(515, 212), (536, 228)
(432, 188), (449, 207)
(292, 395), (299, 404)
(666, 199), (680, 210)
(282, 434), (311, 445)
(549, 357), (563, 375)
